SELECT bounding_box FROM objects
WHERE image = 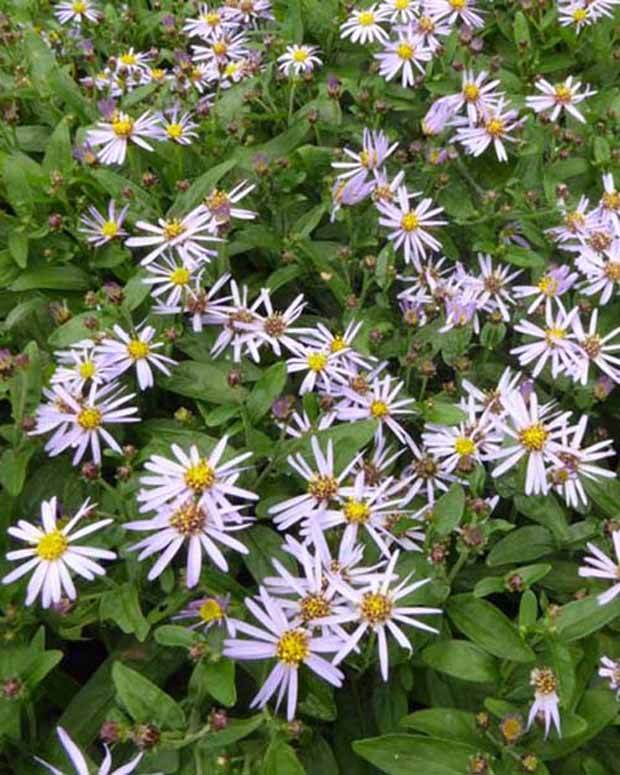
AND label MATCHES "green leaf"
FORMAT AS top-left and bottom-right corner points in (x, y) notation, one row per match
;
(247, 362), (287, 423)
(199, 715), (264, 752)
(172, 159), (237, 213)
(100, 584), (150, 642)
(422, 640), (498, 683)
(25, 650), (63, 689)
(10, 266), (91, 291)
(432, 484), (465, 536)
(159, 361), (249, 405)
(513, 11), (531, 46)
(446, 594), (535, 662)
(400, 710), (491, 750)
(43, 118), (73, 175)
(487, 526), (554, 566)
(554, 595), (620, 642)
(112, 662), (186, 729)
(8, 231), (28, 268)
(503, 246), (545, 268)
(0, 446), (35, 496)
(154, 625), (195, 649)
(353, 734), (479, 775)
(262, 740), (306, 775)
(9, 341), (41, 424)
(584, 477), (620, 518)
(190, 659), (236, 706)
(242, 525), (296, 582)
(420, 401), (466, 425)
(513, 494), (570, 542)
